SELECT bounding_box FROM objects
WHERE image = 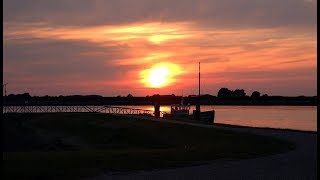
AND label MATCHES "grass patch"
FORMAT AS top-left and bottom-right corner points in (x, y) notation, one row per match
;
(3, 113), (295, 180)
